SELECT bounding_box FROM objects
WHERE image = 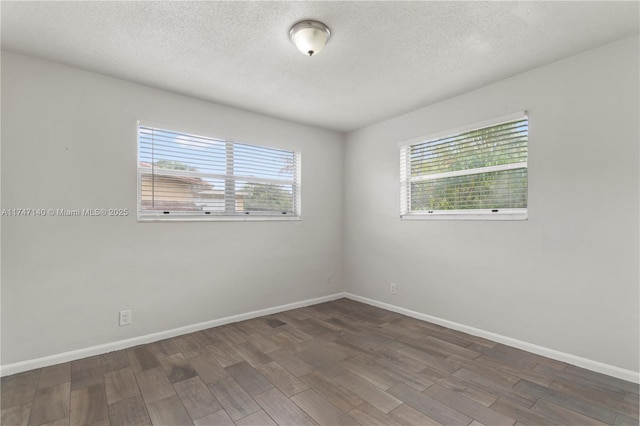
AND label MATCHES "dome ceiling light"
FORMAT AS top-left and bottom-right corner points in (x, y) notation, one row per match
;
(289, 20), (331, 57)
